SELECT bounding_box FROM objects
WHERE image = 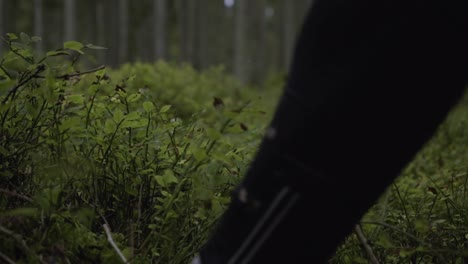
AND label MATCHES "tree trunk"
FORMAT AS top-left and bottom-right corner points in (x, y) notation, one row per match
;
(0, 0), (4, 53)
(282, 0), (295, 71)
(250, 0), (266, 84)
(41, 0), (61, 49)
(64, 0), (76, 41)
(1, 0), (16, 46)
(118, 0), (129, 64)
(154, 0), (167, 61)
(234, 0), (247, 83)
(80, 1), (95, 46)
(179, 0), (196, 64)
(96, 0), (106, 64)
(193, 1), (206, 69)
(34, 0), (44, 53)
